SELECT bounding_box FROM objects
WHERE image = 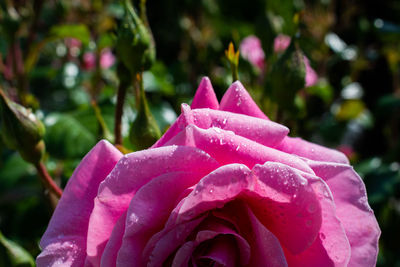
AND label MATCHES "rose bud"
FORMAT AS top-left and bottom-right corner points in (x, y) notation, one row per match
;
(116, 0), (155, 75)
(0, 89), (45, 164)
